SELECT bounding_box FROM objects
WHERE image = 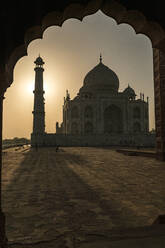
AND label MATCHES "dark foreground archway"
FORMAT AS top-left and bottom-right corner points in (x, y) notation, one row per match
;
(1, 0), (165, 246)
